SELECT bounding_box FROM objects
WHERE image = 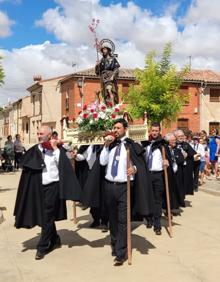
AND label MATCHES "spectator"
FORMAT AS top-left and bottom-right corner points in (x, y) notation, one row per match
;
(2, 135), (15, 171)
(52, 131), (58, 139)
(209, 129), (220, 179)
(14, 134), (25, 169)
